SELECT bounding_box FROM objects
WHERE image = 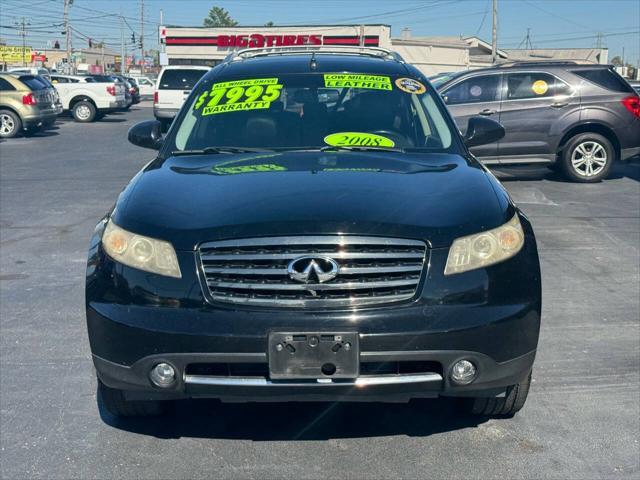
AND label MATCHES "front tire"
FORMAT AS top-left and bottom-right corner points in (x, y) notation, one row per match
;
(0, 110), (22, 138)
(462, 371), (532, 417)
(98, 380), (166, 417)
(72, 100), (96, 123)
(560, 133), (614, 182)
